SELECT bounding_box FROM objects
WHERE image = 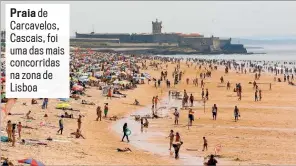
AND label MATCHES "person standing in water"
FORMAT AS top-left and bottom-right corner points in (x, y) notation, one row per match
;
(121, 123), (130, 142)
(167, 130), (175, 150)
(173, 108), (179, 125)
